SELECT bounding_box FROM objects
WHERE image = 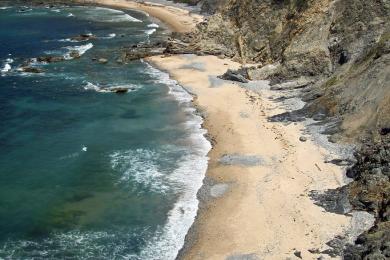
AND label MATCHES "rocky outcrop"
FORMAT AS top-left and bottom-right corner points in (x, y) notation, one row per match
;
(343, 135), (390, 259)
(183, 0), (389, 141)
(218, 69), (248, 83)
